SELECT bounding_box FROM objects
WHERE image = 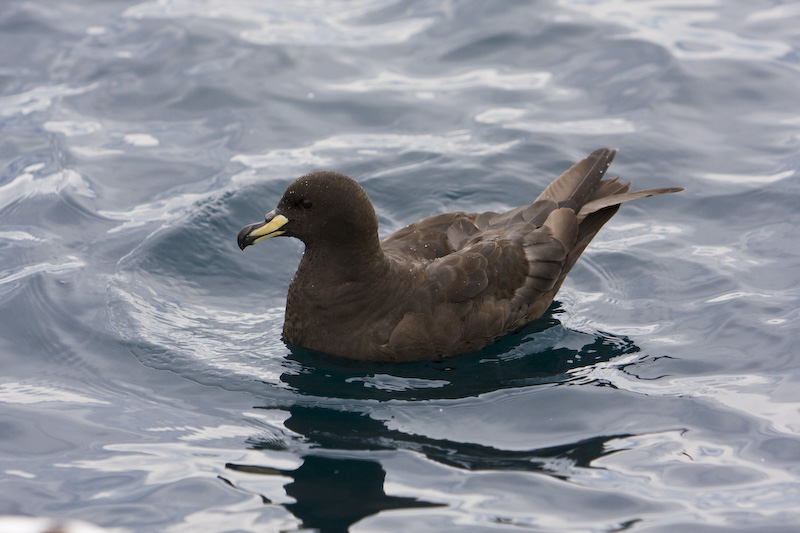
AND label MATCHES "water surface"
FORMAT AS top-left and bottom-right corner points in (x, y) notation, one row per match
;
(2, 0), (800, 531)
